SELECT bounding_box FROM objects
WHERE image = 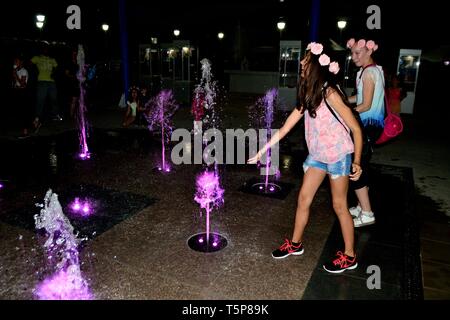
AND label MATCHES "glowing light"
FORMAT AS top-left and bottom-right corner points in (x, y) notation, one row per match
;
(173, 29), (180, 37)
(0, 183), (3, 189)
(35, 268), (93, 300)
(102, 24), (109, 31)
(337, 20), (347, 29)
(71, 198), (81, 211)
(79, 152), (91, 160)
(36, 22), (44, 29)
(82, 204), (90, 214)
(36, 15), (45, 22)
(199, 238), (204, 244)
(212, 242), (218, 247)
(270, 187), (275, 192)
(277, 21), (286, 31)
(218, 32), (224, 39)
